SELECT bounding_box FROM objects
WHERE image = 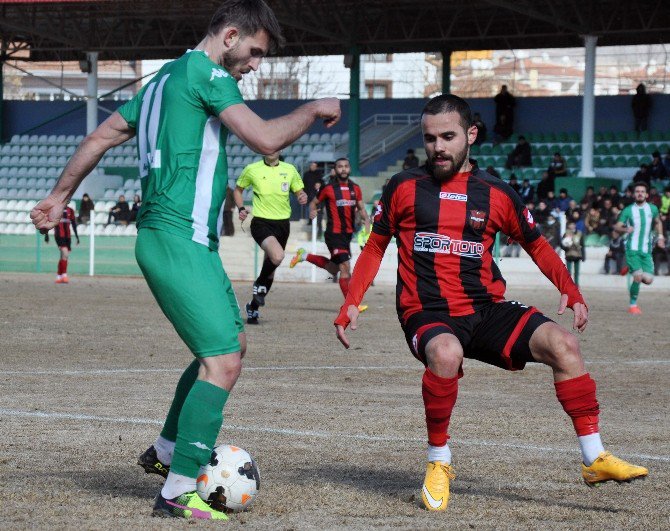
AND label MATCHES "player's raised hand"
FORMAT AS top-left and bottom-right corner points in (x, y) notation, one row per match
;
(31, 195), (66, 232)
(335, 304), (360, 349)
(557, 293), (588, 332)
(313, 98), (341, 128)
